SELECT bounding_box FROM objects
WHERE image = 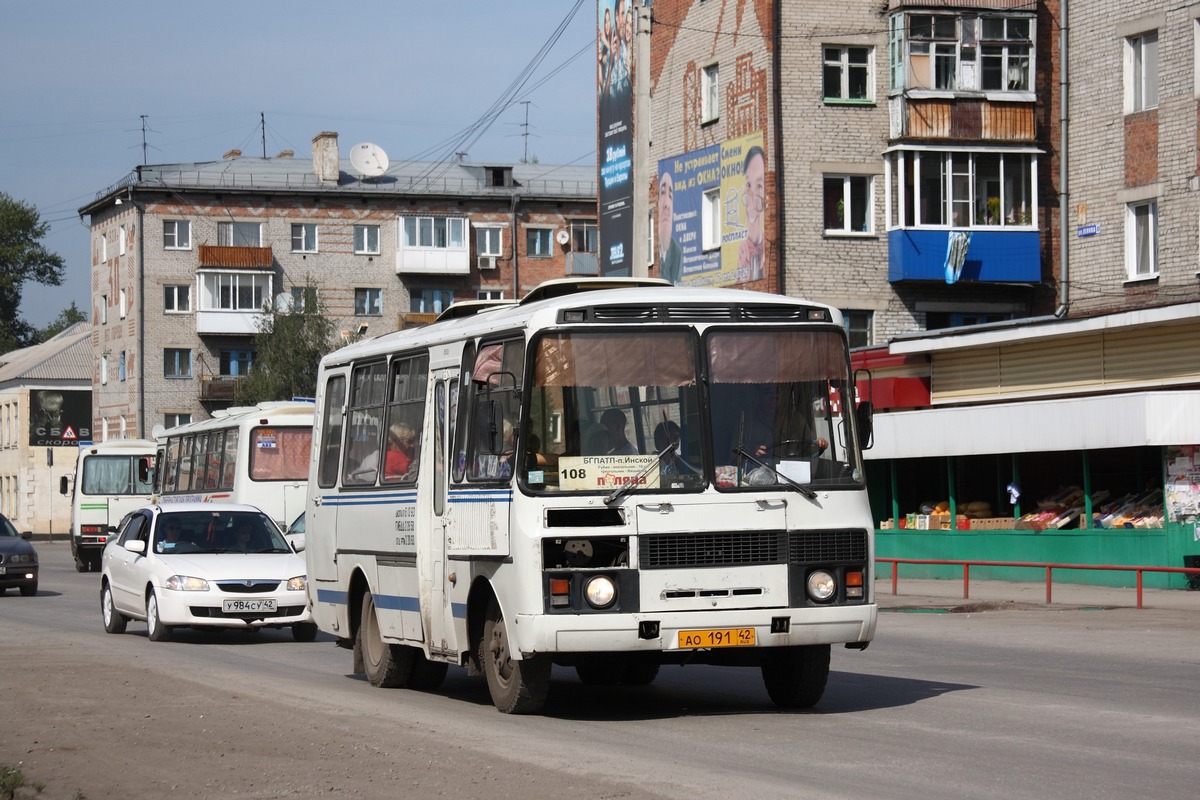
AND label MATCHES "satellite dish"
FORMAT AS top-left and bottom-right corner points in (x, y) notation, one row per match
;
(555, 229), (570, 246)
(350, 142), (389, 178)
